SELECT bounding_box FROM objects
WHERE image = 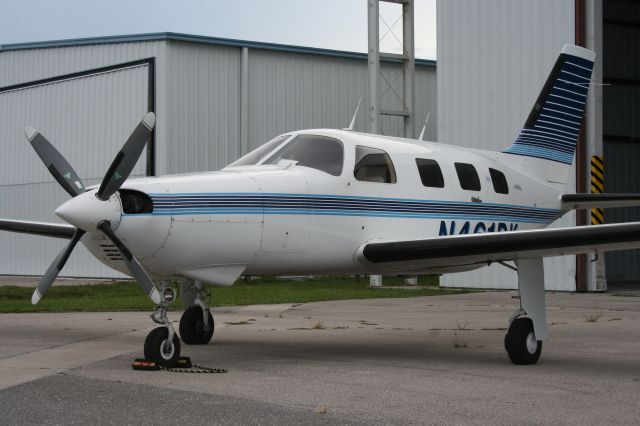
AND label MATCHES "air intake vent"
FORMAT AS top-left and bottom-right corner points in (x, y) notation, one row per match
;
(119, 189), (153, 214)
(100, 243), (123, 261)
